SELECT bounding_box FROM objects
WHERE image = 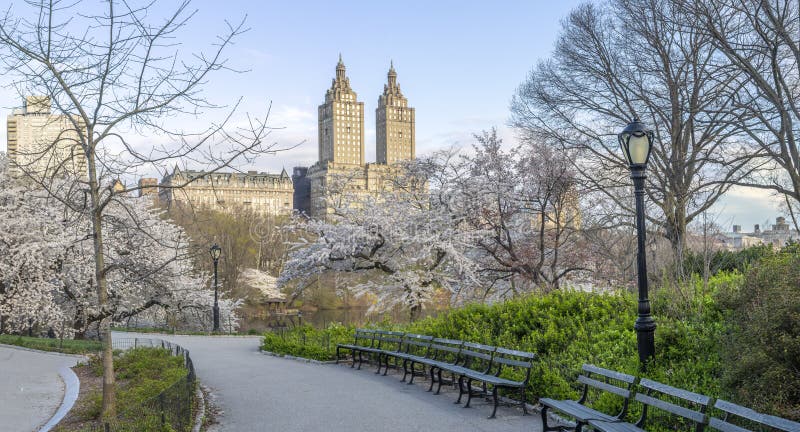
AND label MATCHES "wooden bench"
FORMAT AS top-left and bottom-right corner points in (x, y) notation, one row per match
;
(339, 330), (535, 419)
(357, 330), (404, 373)
(588, 378), (711, 432)
(459, 346), (535, 418)
(540, 364), (637, 432)
(335, 328), (376, 368)
(710, 399), (800, 432)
